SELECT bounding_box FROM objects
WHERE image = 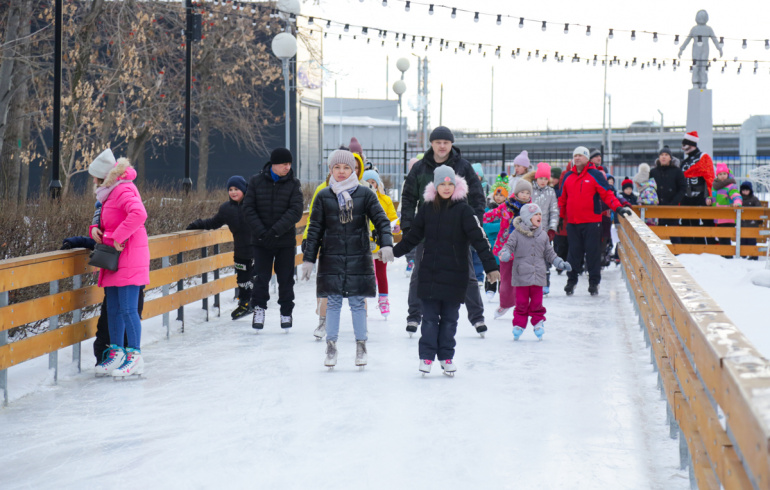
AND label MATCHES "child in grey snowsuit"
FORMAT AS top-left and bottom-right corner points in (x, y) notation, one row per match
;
(531, 162), (560, 294)
(499, 203), (571, 341)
